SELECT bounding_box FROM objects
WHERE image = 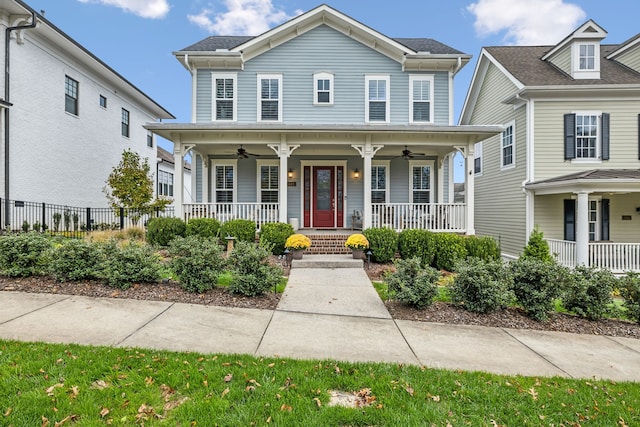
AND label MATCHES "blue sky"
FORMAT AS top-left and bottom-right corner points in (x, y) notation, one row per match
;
(24, 0), (640, 178)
